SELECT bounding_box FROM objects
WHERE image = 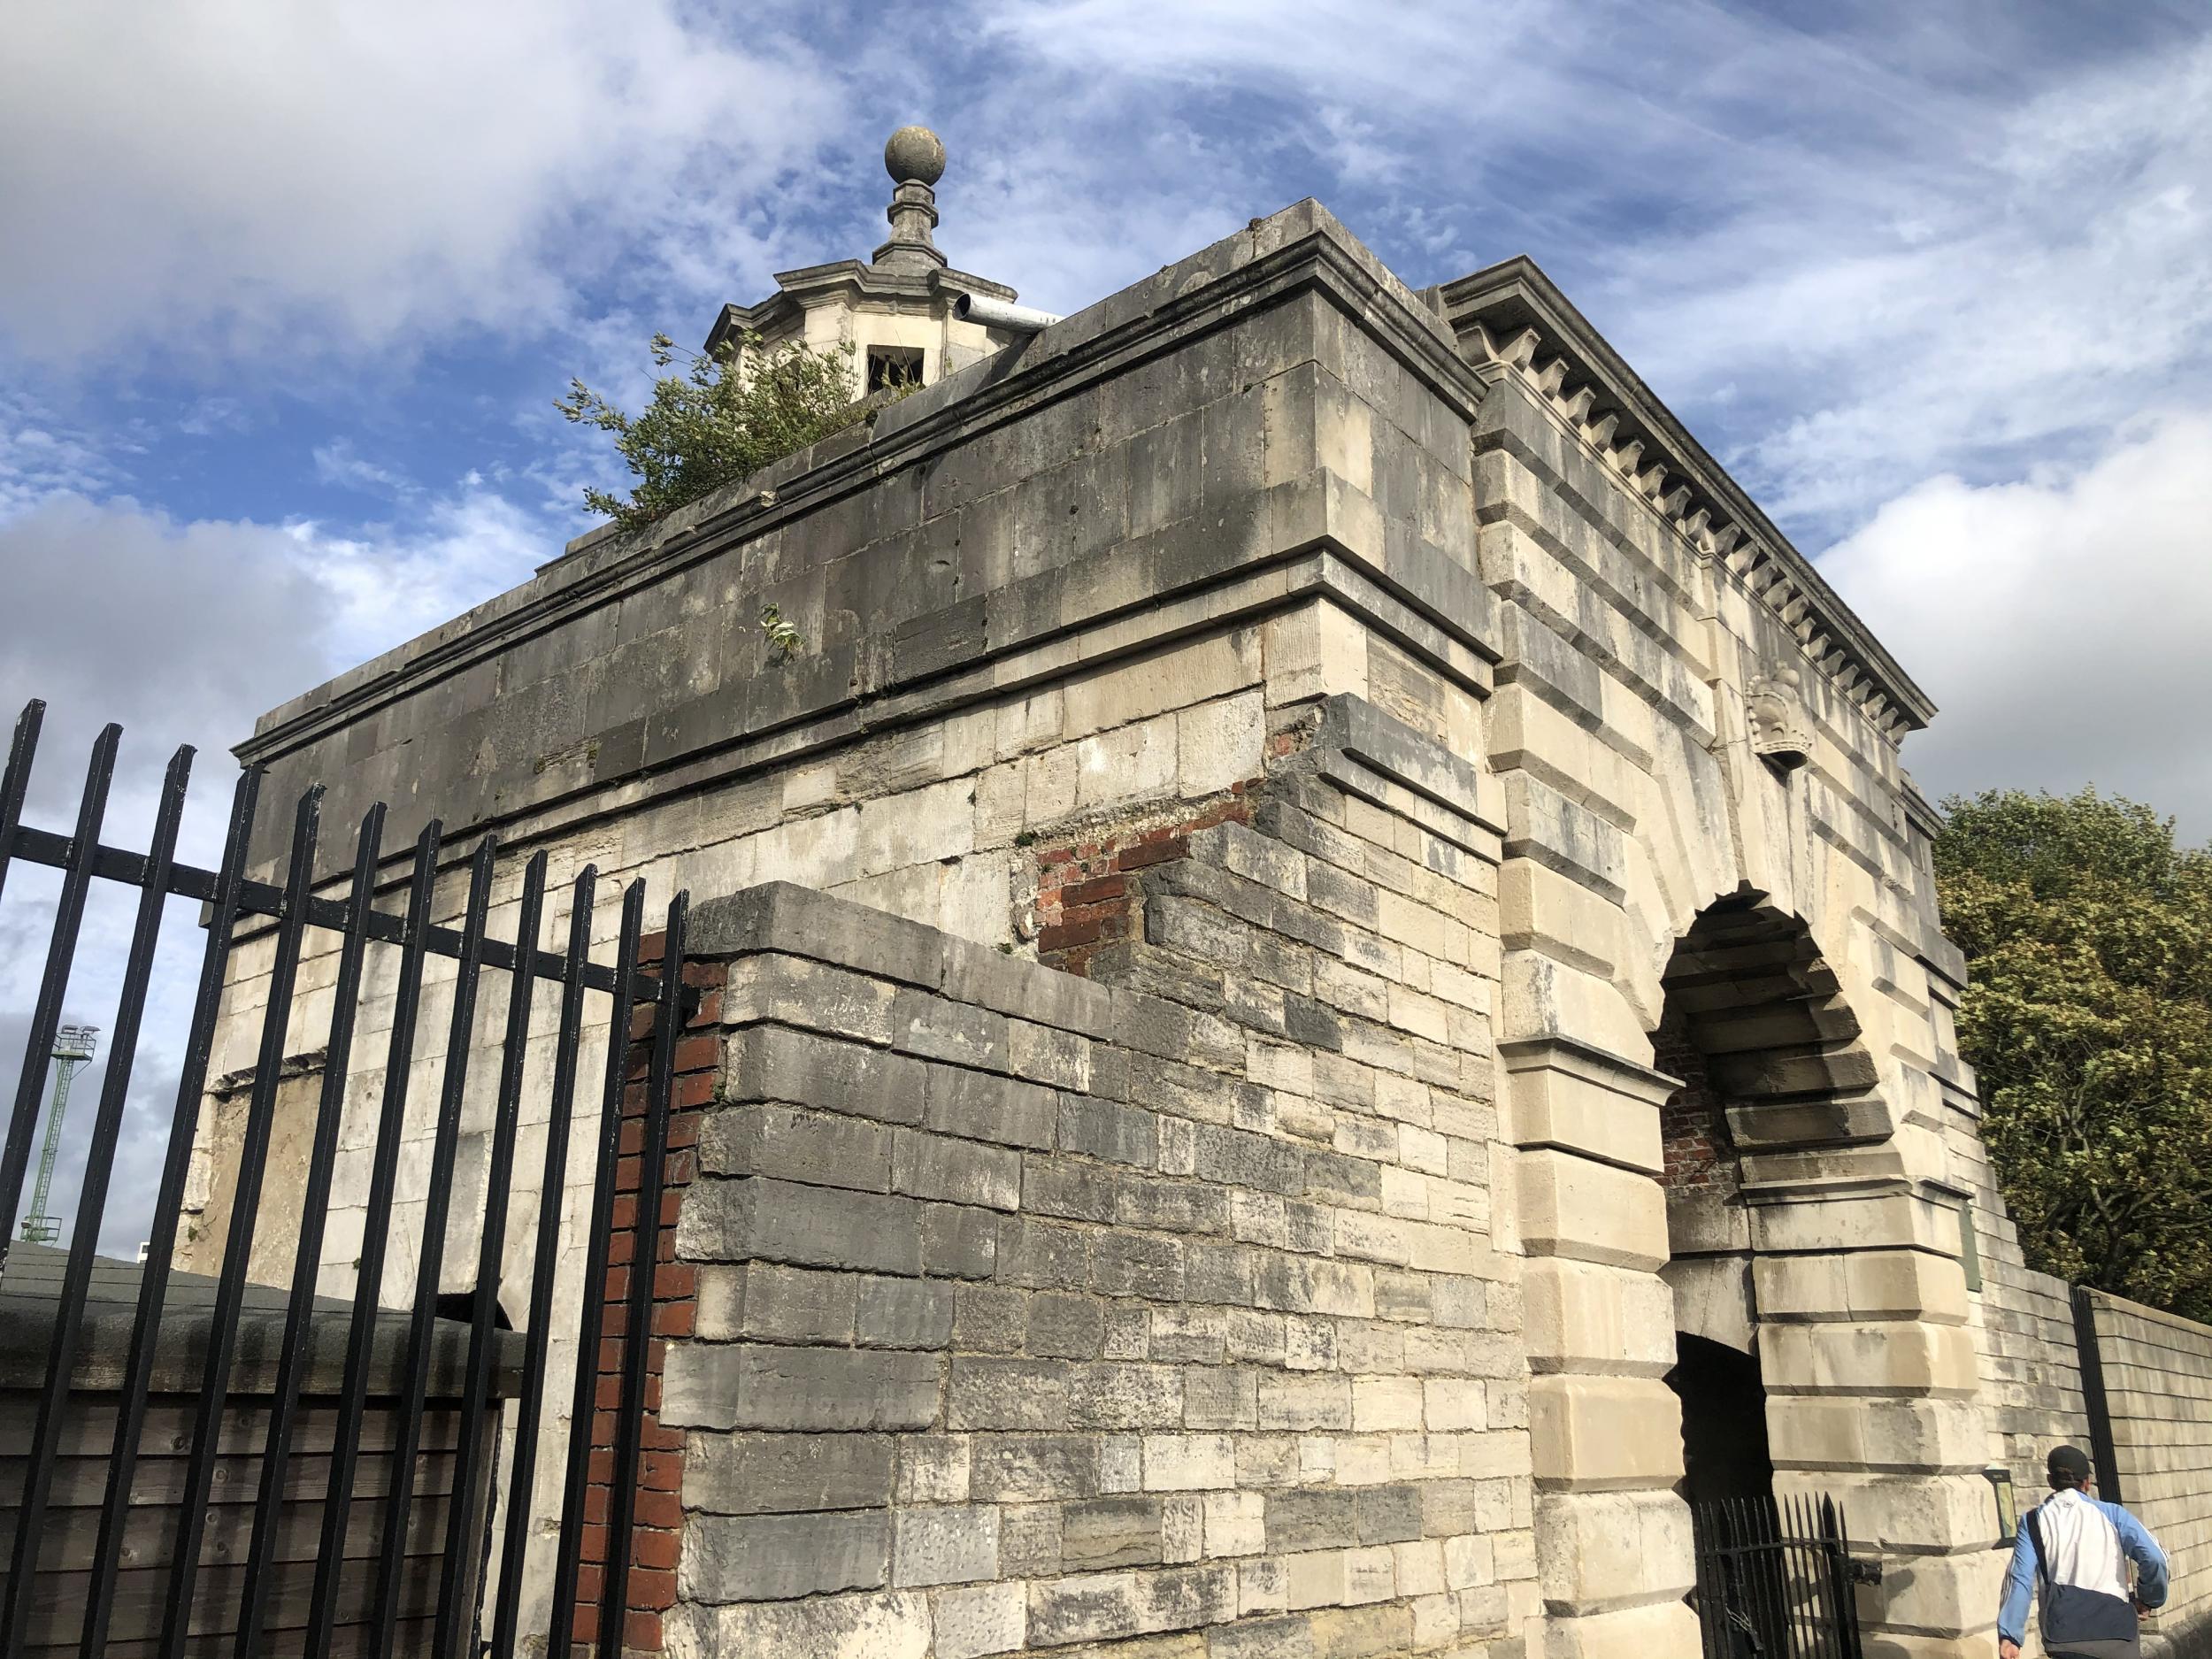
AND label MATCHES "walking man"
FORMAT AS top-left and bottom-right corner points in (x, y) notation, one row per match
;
(2000, 1445), (2169, 1659)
